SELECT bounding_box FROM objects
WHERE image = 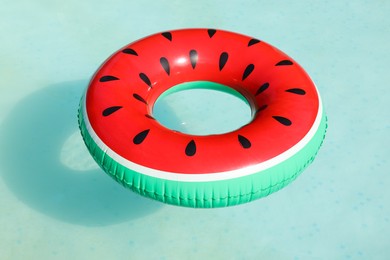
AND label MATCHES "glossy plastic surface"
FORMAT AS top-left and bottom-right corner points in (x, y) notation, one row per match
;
(84, 28), (320, 174)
